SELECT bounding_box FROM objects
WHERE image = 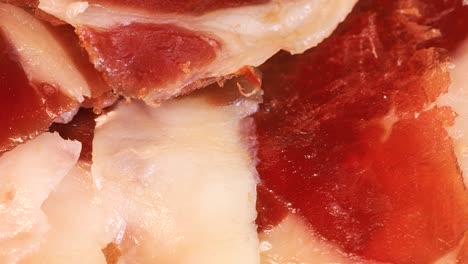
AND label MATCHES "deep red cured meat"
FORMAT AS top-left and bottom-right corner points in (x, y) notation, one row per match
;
(0, 0), (36, 8)
(78, 23), (219, 99)
(422, 0), (468, 52)
(255, 0), (468, 263)
(50, 108), (97, 167)
(49, 25), (117, 111)
(35, 0), (357, 105)
(0, 29), (77, 154)
(87, 0), (270, 15)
